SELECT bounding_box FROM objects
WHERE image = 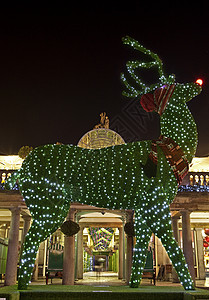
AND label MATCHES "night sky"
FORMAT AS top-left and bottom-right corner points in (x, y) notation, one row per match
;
(0, 4), (209, 156)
